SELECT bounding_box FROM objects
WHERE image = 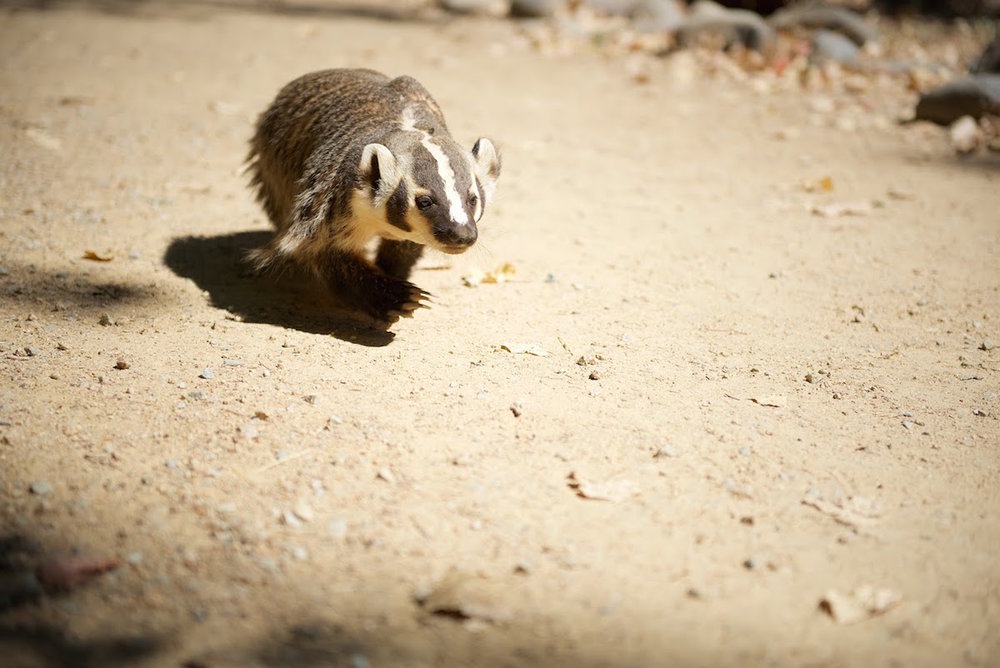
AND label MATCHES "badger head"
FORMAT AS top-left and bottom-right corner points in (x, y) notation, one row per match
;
(358, 132), (501, 254)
